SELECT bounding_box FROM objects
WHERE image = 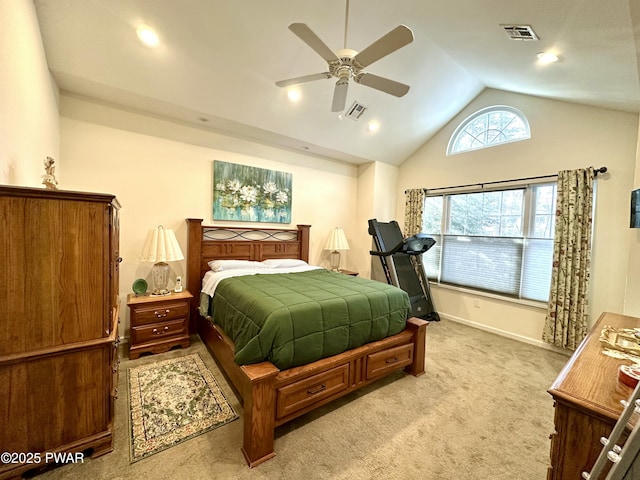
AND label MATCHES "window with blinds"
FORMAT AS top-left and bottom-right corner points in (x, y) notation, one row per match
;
(421, 183), (556, 302)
